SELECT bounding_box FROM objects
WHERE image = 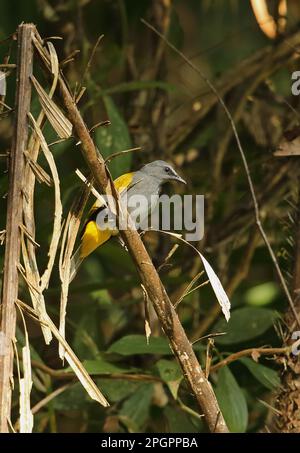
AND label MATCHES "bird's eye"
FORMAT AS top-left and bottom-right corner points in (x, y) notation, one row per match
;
(164, 166), (171, 173)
